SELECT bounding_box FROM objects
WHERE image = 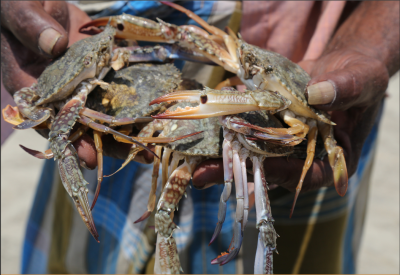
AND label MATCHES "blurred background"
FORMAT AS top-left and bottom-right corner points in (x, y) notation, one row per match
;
(1, 1), (399, 274)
